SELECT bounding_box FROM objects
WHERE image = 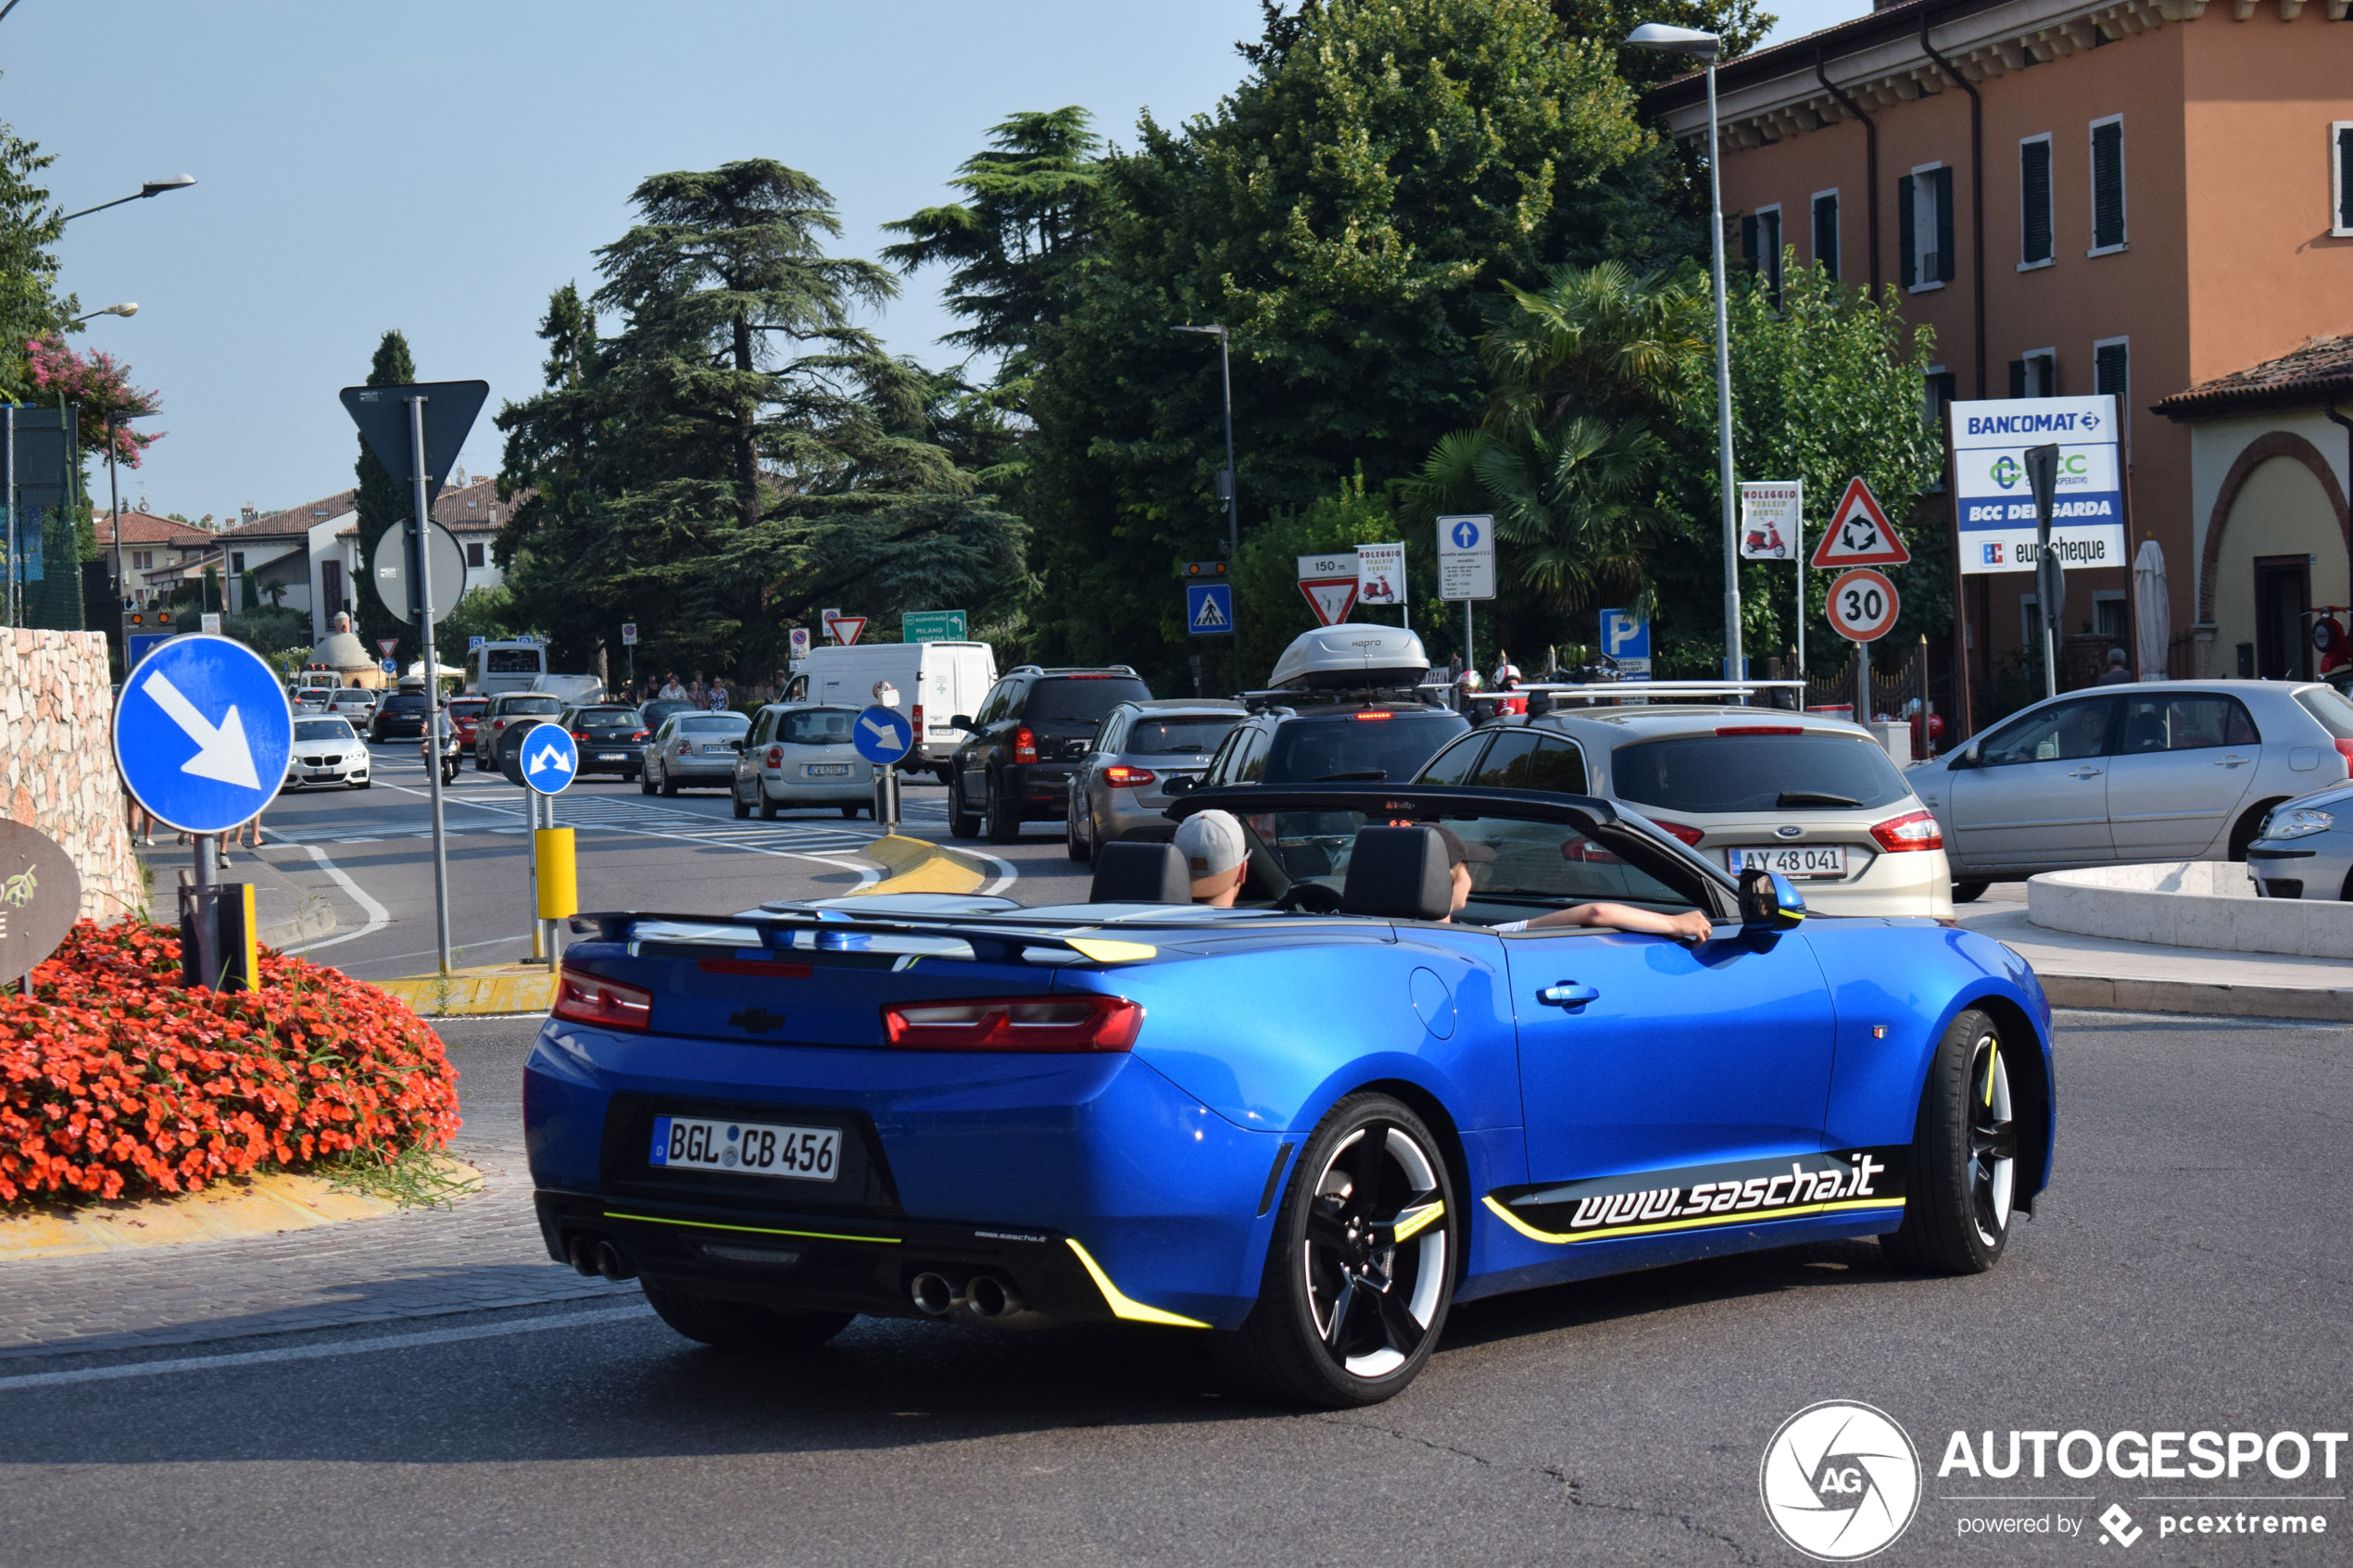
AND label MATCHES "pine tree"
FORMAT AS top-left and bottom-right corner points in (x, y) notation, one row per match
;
(354, 331), (417, 663)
